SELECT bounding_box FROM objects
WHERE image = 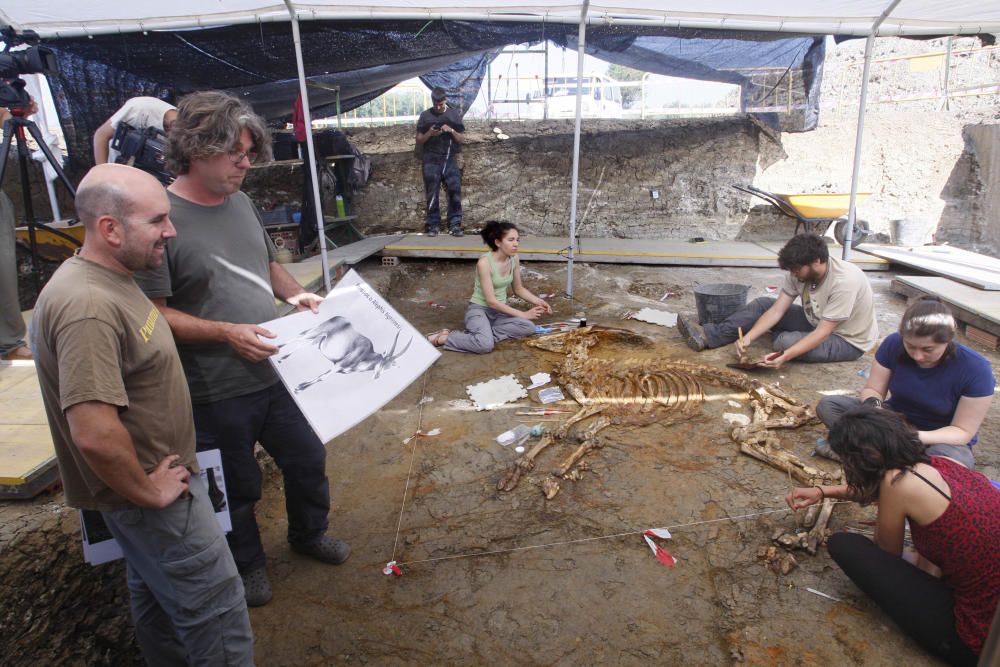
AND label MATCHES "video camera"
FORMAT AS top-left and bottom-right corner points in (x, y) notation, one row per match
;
(1, 28), (58, 110)
(111, 122), (173, 185)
